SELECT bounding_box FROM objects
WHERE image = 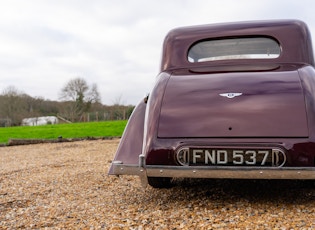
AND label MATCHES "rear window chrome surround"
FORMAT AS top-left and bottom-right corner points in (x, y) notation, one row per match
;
(188, 36), (281, 63)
